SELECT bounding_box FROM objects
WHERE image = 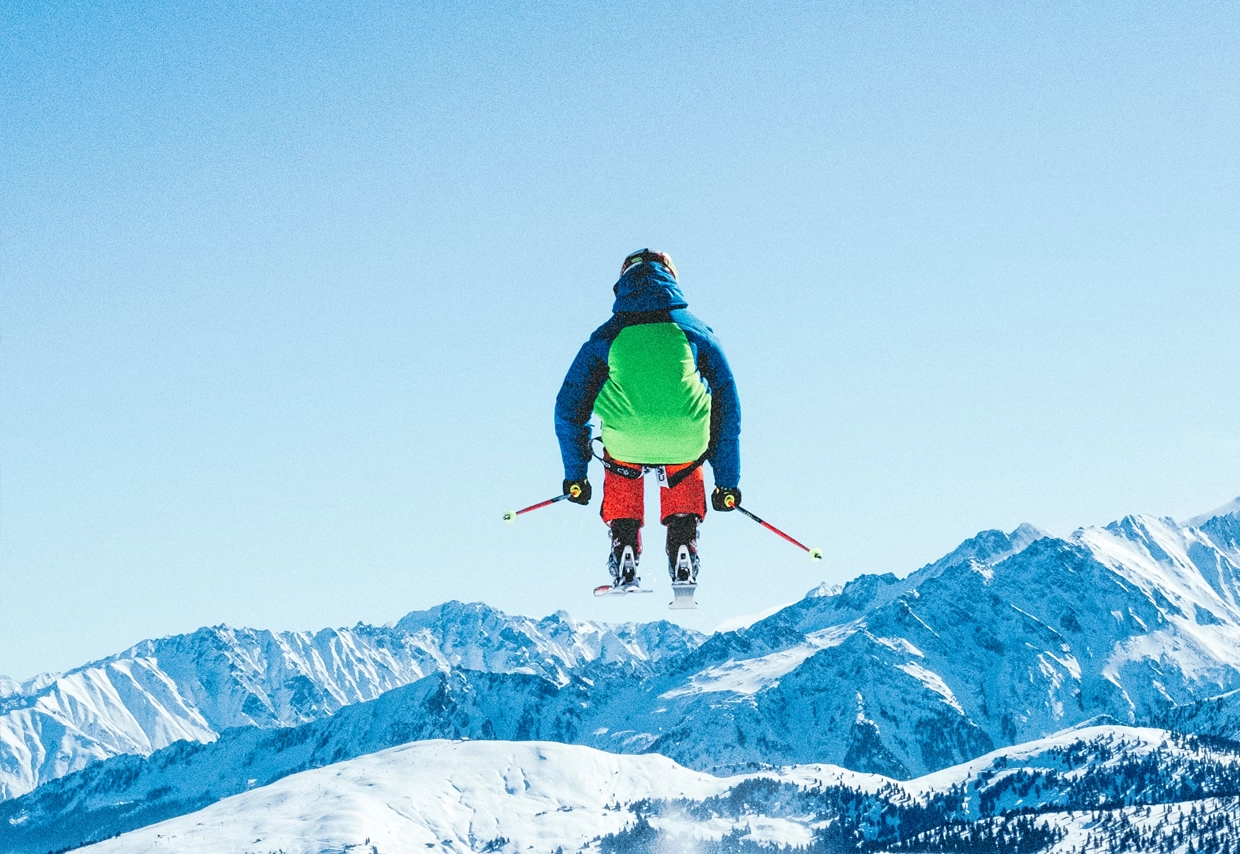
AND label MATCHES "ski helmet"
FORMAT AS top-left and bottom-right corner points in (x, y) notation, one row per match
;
(620, 248), (678, 280)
